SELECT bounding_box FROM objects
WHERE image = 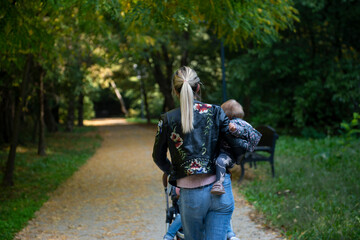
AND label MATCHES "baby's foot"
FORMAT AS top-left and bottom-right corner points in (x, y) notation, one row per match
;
(210, 181), (225, 195)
